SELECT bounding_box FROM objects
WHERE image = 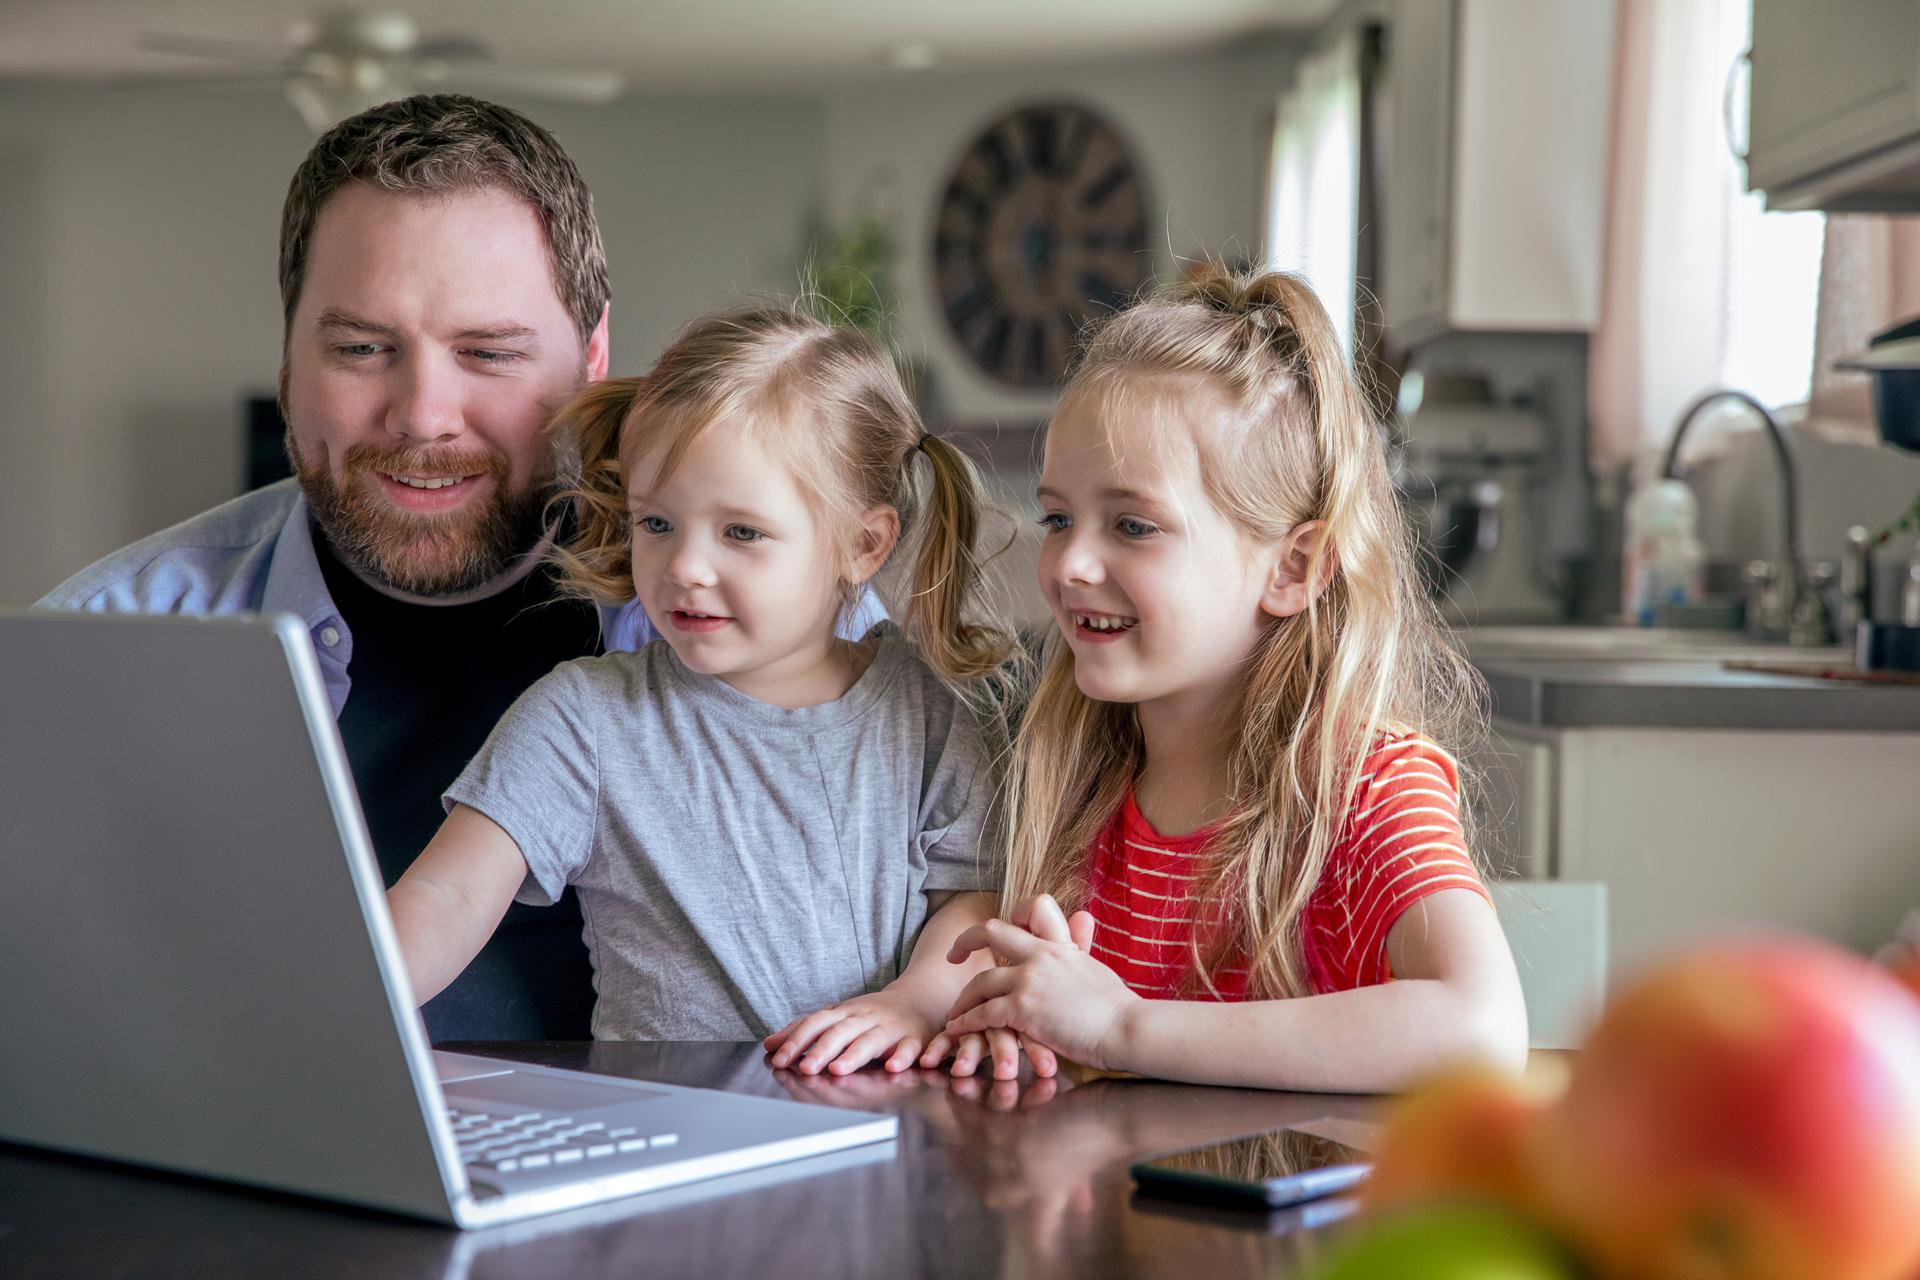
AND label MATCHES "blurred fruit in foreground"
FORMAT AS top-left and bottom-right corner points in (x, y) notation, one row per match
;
(1536, 937), (1920, 1280)
(1362, 1068), (1555, 1218)
(1878, 927), (1920, 1003)
(1307, 1202), (1581, 1280)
